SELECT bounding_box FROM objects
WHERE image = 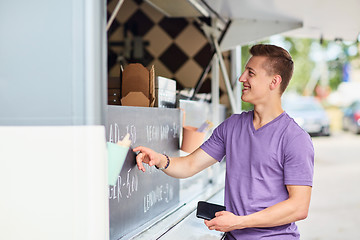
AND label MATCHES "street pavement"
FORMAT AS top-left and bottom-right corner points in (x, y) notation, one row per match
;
(297, 131), (360, 240)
